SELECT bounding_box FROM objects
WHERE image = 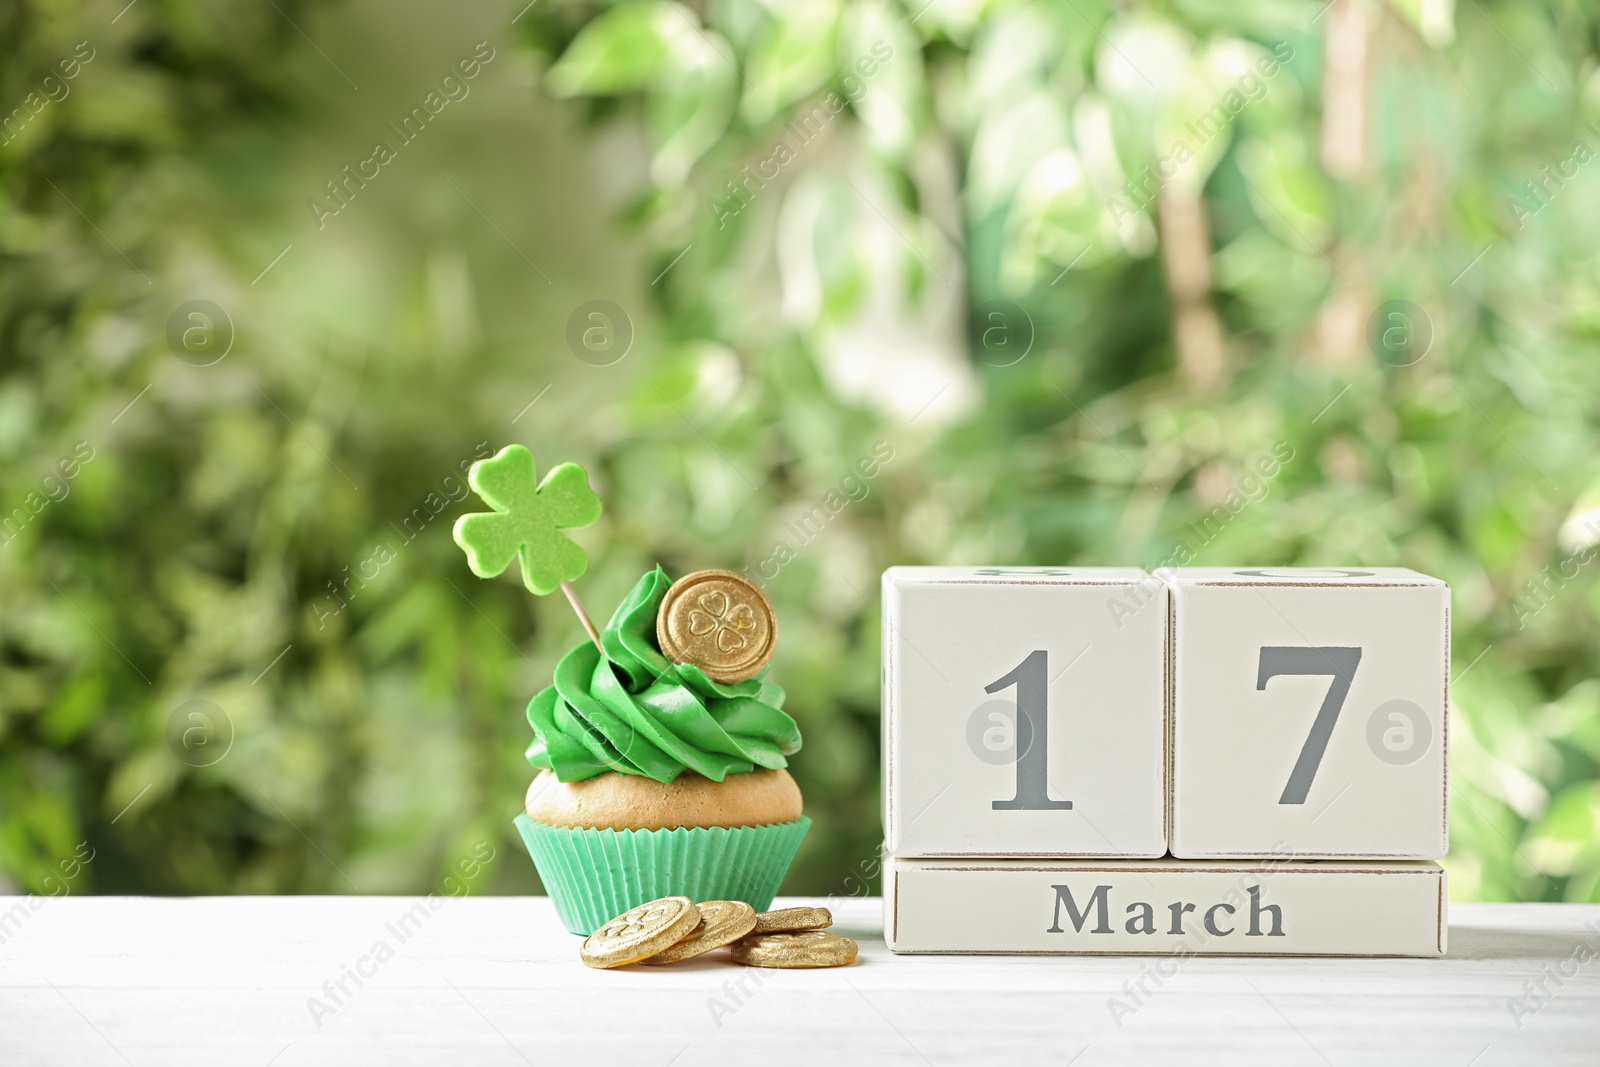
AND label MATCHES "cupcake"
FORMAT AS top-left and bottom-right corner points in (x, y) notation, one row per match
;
(513, 566), (807, 934)
(447, 444), (808, 935)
